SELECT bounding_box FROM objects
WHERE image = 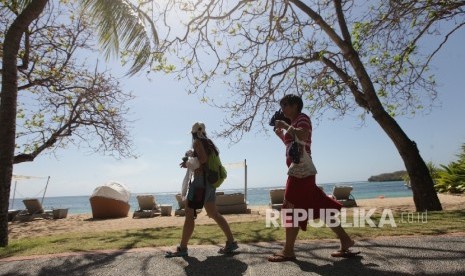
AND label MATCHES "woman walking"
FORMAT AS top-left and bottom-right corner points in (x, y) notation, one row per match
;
(268, 95), (359, 262)
(165, 122), (238, 257)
